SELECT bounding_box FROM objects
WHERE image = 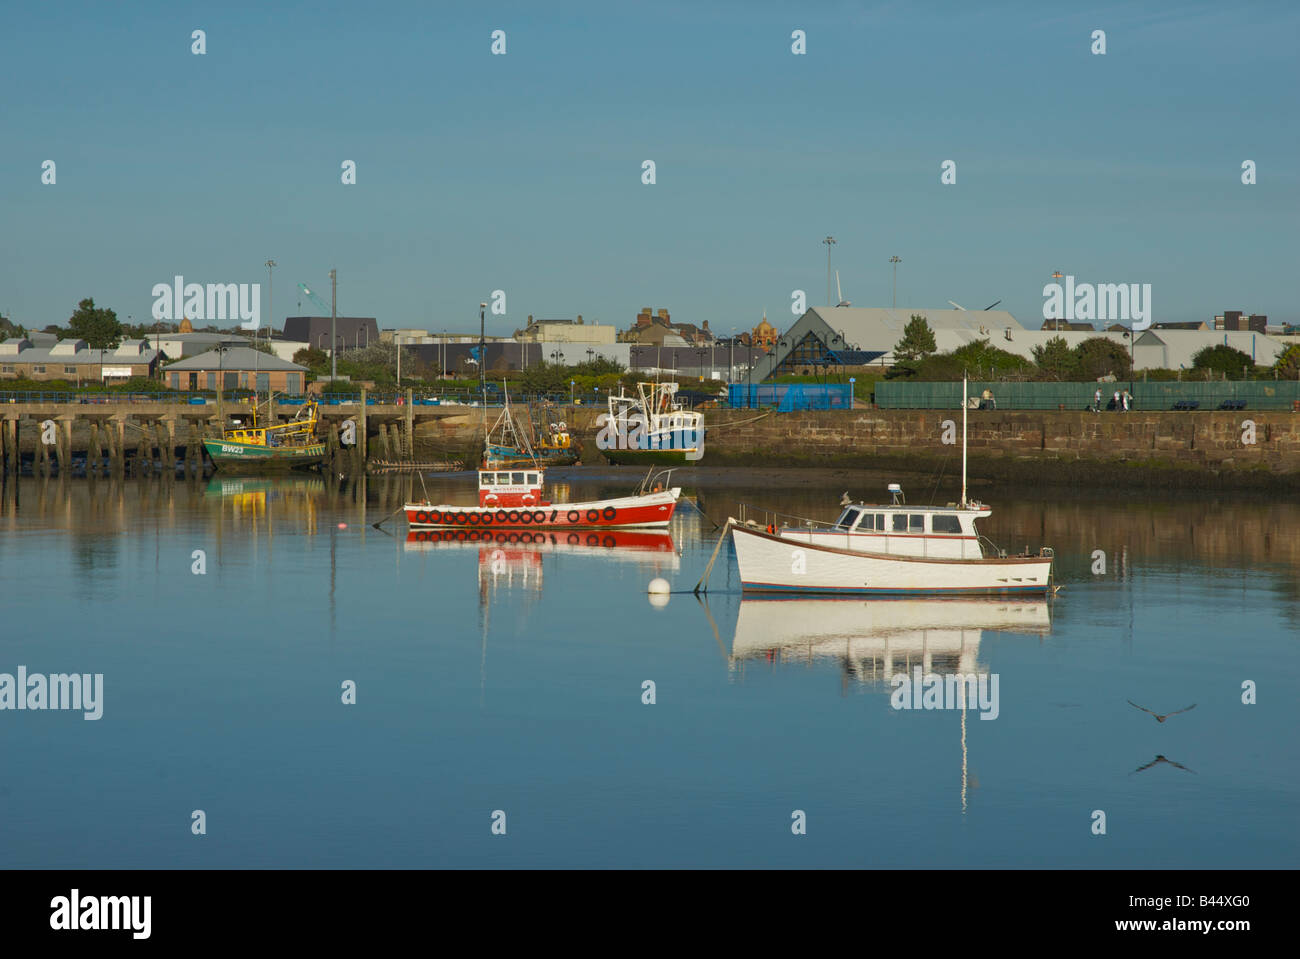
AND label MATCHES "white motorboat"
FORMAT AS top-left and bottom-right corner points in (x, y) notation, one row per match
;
(726, 374), (1054, 595)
